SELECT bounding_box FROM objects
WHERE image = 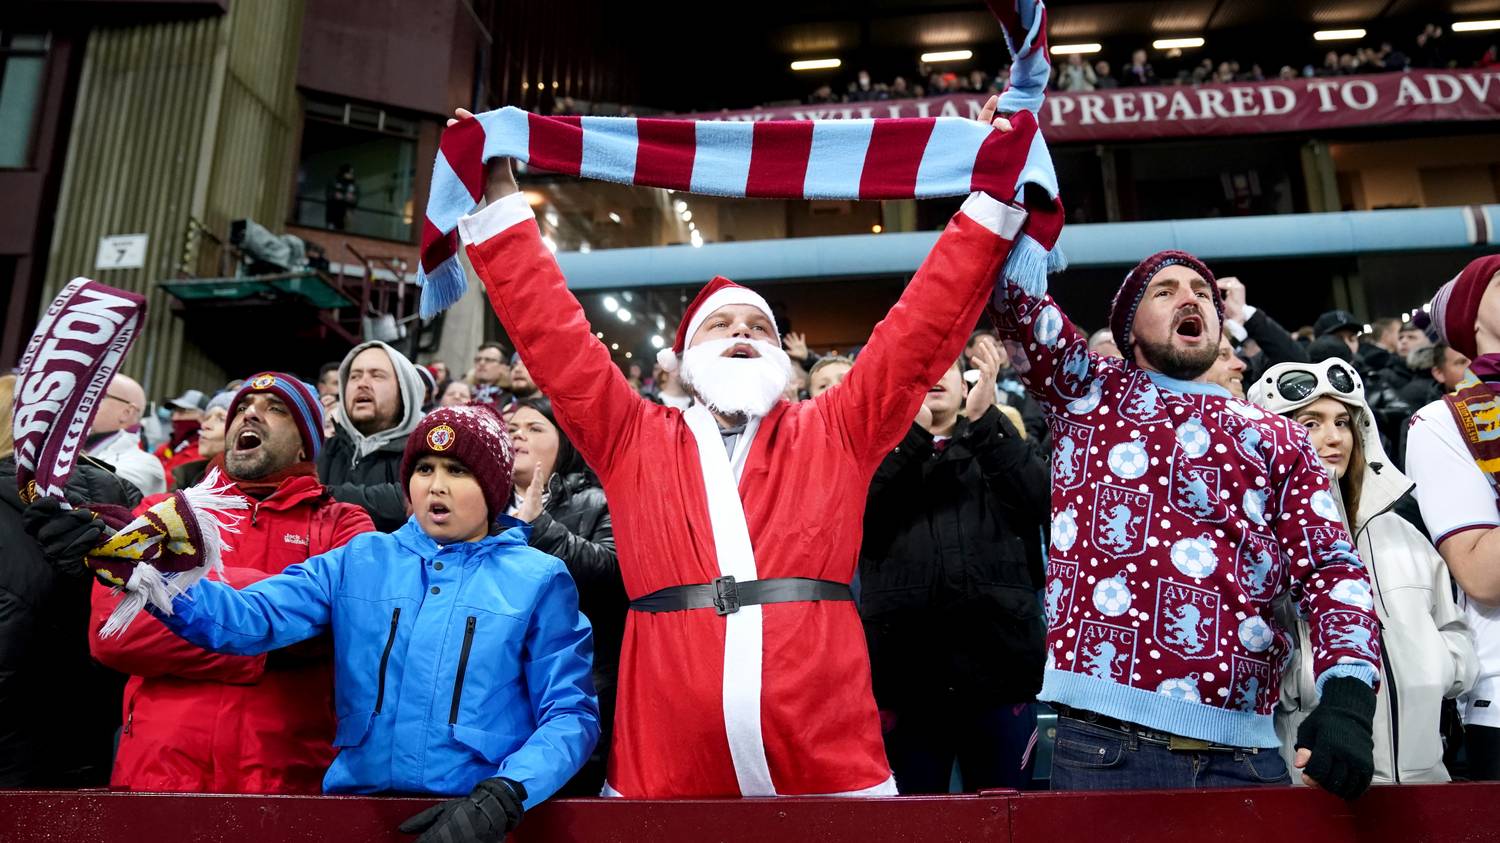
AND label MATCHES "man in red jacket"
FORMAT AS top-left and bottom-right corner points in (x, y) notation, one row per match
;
(90, 372), (374, 794)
